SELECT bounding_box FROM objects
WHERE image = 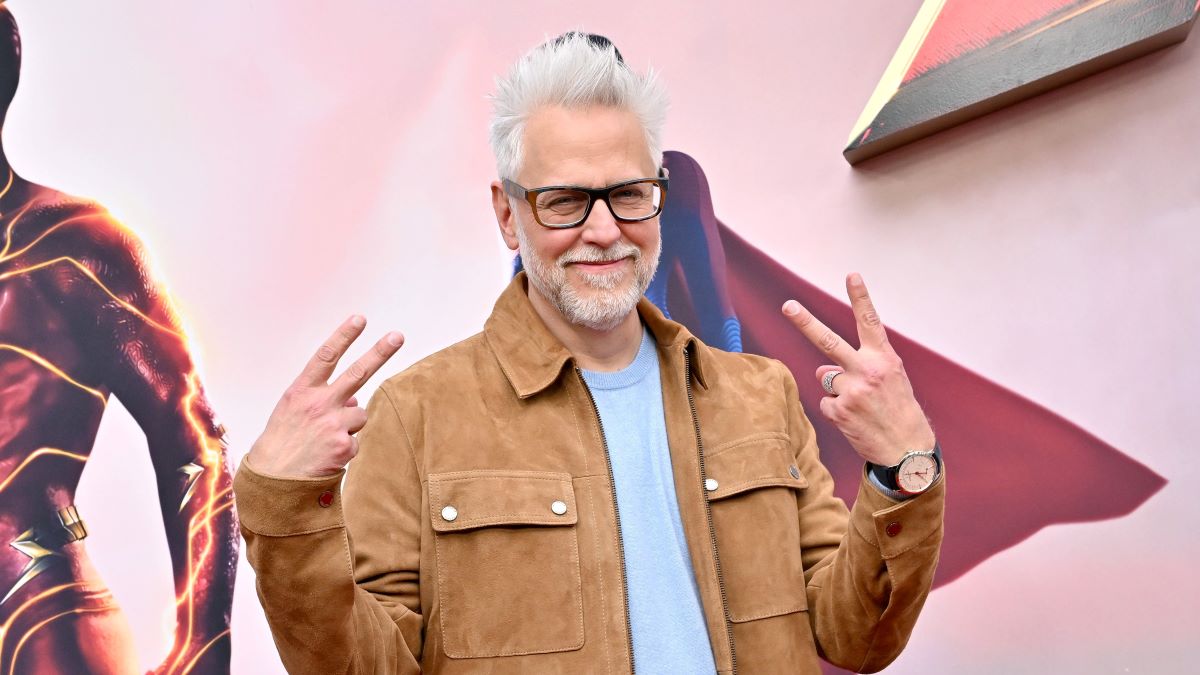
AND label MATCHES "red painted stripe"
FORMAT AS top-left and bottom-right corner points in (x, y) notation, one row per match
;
(904, 0), (1081, 83)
